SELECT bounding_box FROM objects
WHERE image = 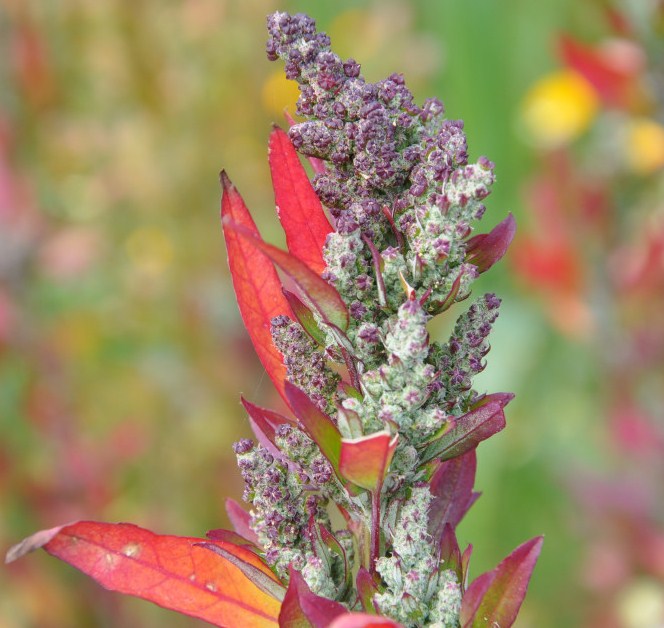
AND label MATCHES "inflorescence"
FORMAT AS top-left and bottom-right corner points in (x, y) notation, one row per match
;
(234, 12), (506, 627)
